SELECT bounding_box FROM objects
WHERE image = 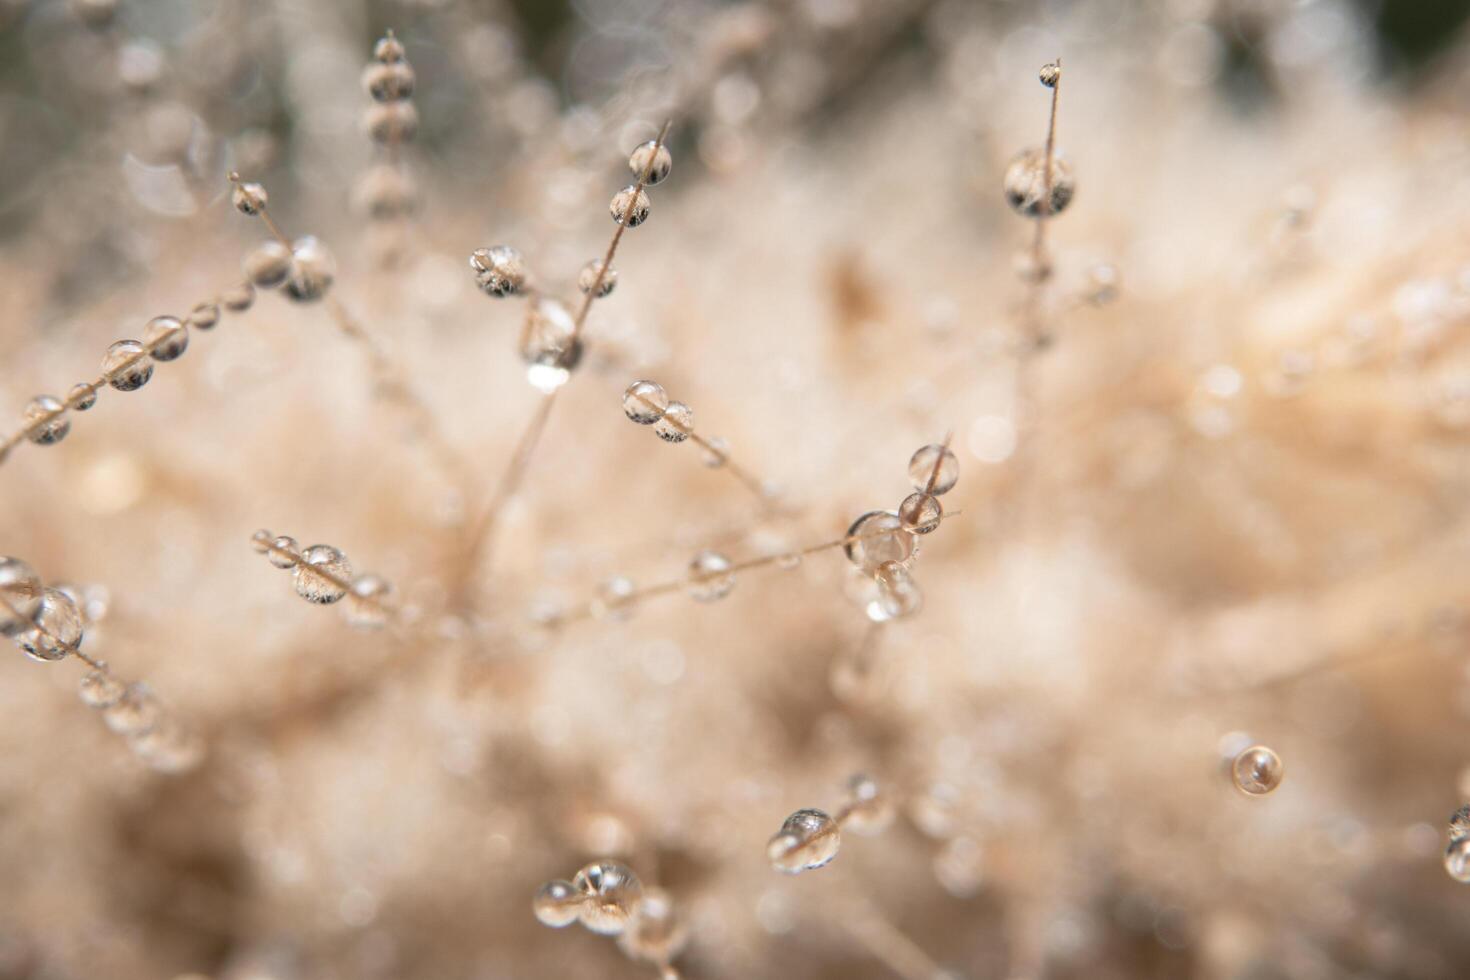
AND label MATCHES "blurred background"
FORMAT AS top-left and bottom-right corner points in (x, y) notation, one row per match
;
(3, 0), (1470, 977)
